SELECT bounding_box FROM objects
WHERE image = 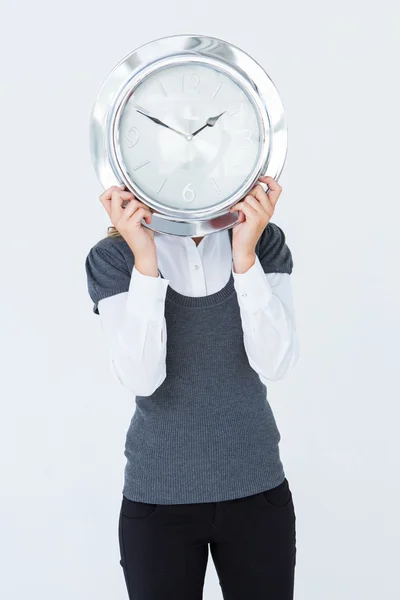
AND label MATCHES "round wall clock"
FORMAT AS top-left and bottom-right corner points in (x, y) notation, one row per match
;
(89, 34), (287, 237)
